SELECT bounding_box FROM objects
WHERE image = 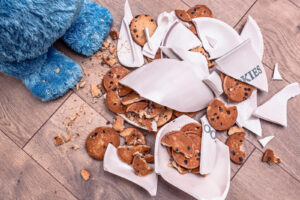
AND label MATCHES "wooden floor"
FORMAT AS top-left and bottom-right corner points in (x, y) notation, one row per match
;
(0, 0), (299, 199)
